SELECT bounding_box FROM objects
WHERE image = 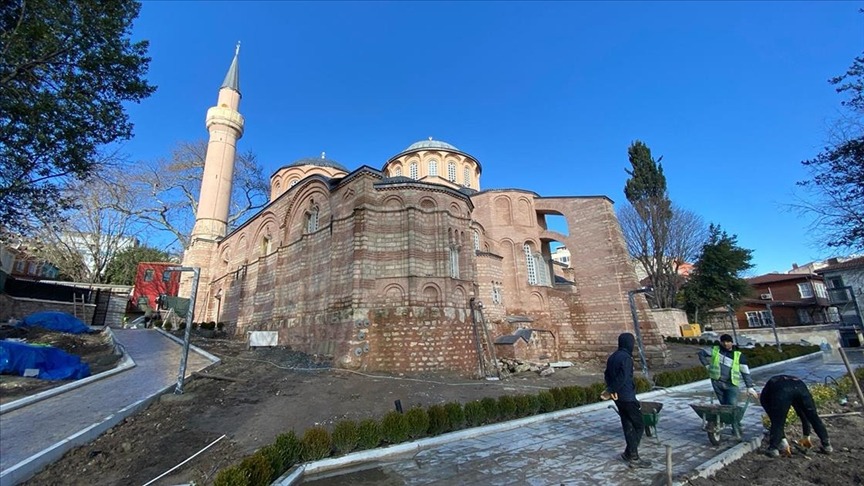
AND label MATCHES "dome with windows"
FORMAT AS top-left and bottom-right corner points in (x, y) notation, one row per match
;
(283, 154), (348, 172)
(405, 138), (459, 152)
(269, 152), (349, 202)
(383, 137), (482, 191)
